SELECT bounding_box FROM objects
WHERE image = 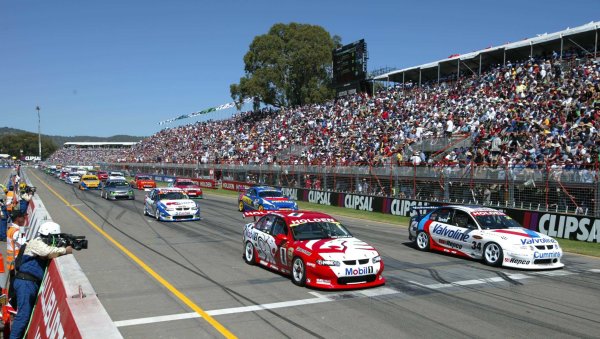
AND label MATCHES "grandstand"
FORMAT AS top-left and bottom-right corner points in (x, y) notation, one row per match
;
(60, 21), (600, 216)
(48, 141), (136, 165)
